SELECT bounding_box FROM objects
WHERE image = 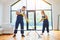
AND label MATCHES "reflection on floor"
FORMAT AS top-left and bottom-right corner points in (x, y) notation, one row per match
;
(0, 31), (60, 40)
